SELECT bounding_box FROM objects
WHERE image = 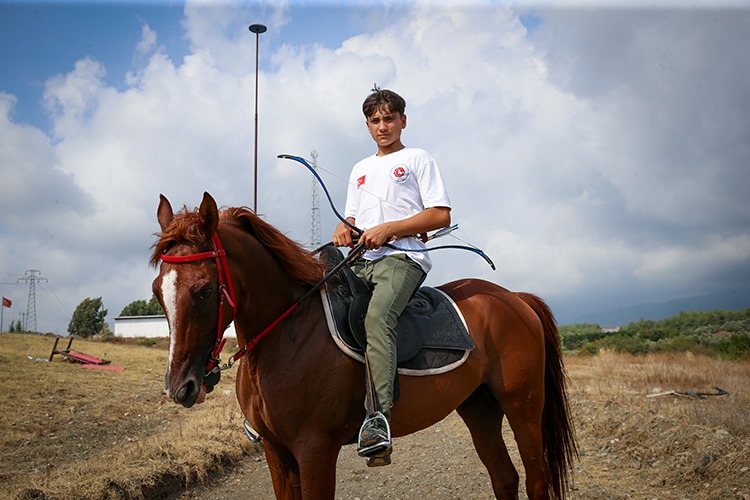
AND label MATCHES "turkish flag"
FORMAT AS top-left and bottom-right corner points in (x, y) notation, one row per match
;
(2, 297), (11, 308)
